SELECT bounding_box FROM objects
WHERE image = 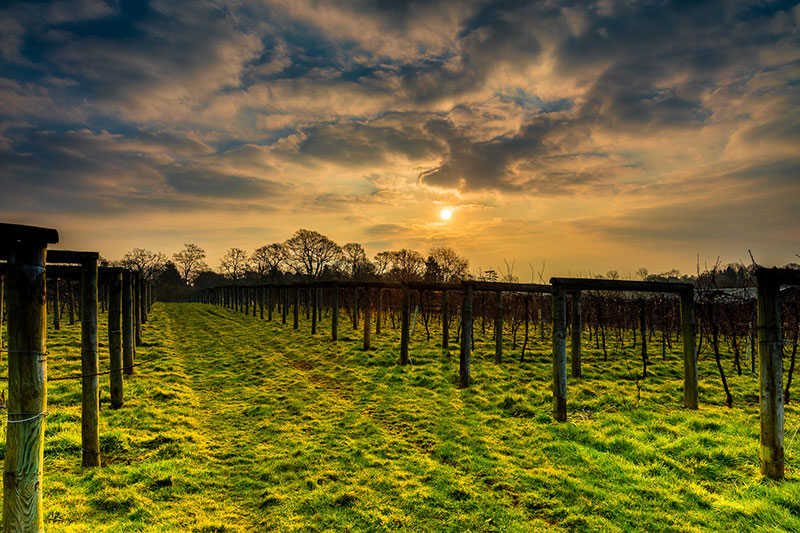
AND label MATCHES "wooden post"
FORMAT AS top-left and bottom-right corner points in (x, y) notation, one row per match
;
(353, 288), (359, 330)
(122, 270), (135, 376)
(81, 256), (101, 467)
(306, 287), (311, 320)
(401, 284), (410, 365)
(363, 287), (372, 350)
(311, 285), (318, 334)
(68, 280), (75, 325)
(680, 290), (699, 409)
(53, 278), (60, 330)
(376, 289), (382, 336)
(331, 285), (339, 341)
(442, 290), (449, 350)
(293, 286), (300, 329)
(3, 225), (57, 533)
(460, 285), (473, 388)
(259, 287), (265, 319)
(570, 291), (582, 378)
(495, 291), (503, 364)
(268, 286), (273, 321)
(108, 271), (123, 409)
(758, 277), (784, 479)
(139, 274), (147, 325)
(552, 284), (567, 422)
(280, 288), (286, 324)
(134, 273), (142, 347)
